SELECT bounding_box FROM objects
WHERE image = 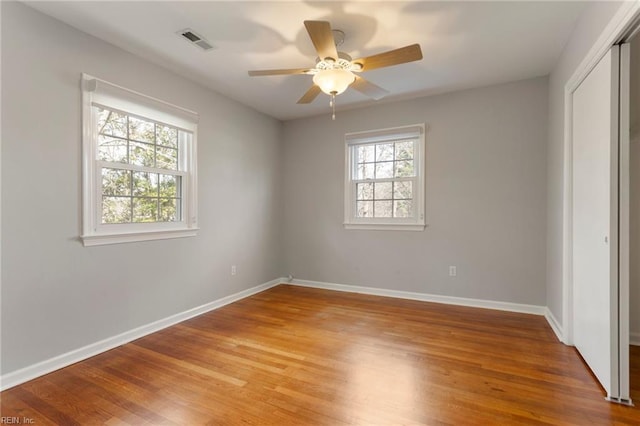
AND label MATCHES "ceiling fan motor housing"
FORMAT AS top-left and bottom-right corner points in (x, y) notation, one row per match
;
(315, 52), (358, 72)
